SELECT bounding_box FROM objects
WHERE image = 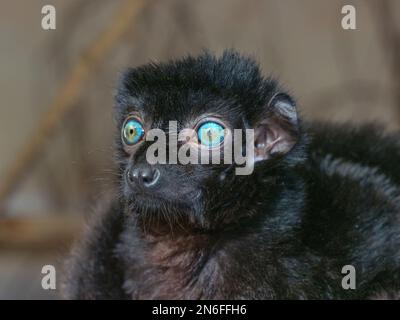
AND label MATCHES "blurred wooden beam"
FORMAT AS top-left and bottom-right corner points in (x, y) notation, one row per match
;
(0, 216), (84, 251)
